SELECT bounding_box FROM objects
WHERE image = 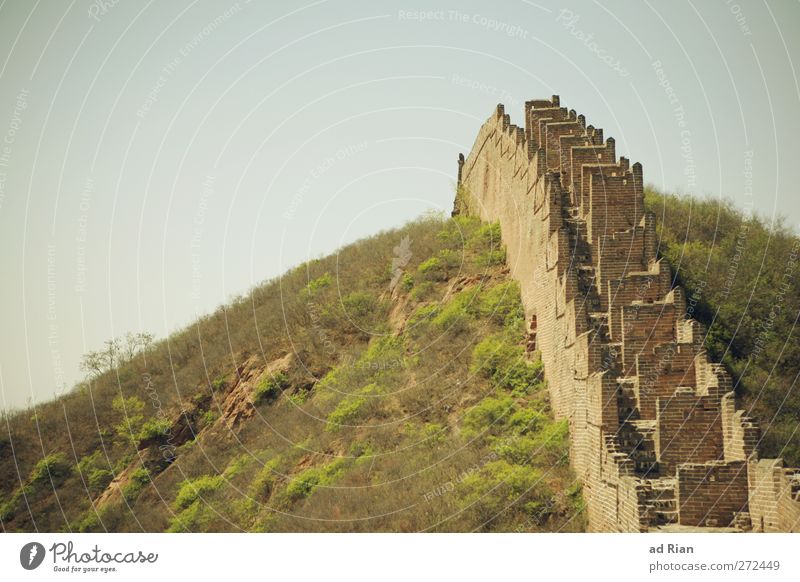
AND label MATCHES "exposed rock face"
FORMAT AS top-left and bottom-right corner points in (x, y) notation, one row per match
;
(455, 96), (800, 532)
(215, 353), (294, 432)
(95, 353), (296, 510)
